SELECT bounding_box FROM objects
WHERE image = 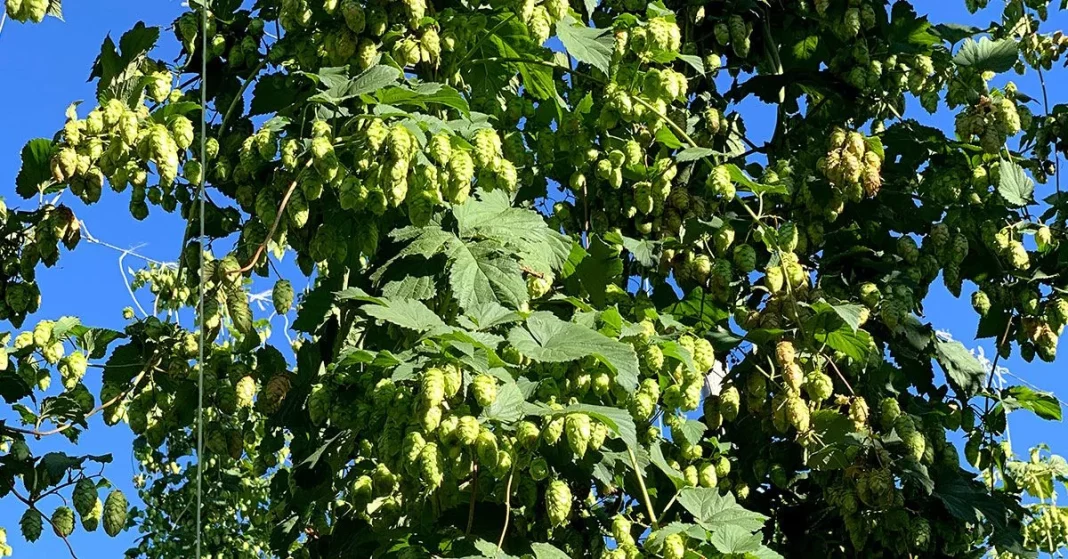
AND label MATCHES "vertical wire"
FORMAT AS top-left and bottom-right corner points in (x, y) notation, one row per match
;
(196, 2), (208, 558)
